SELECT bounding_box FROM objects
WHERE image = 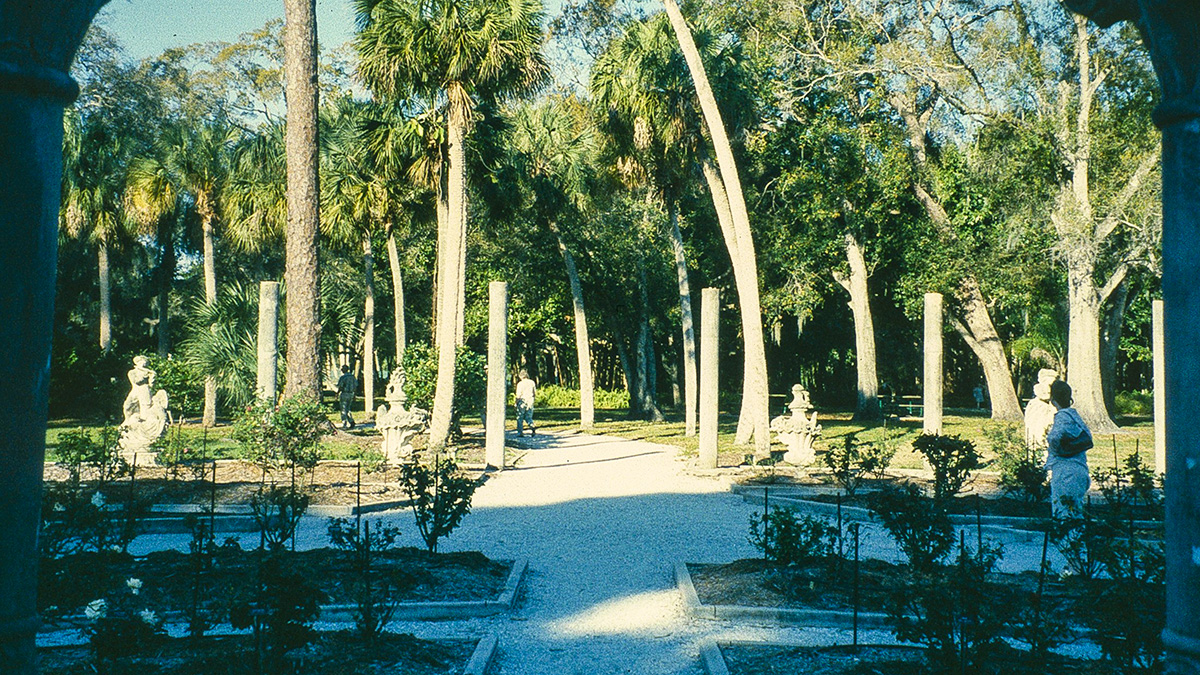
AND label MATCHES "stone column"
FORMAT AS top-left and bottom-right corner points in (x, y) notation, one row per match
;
(1060, 2), (1200, 671)
(486, 281), (508, 469)
(257, 281), (280, 403)
(699, 288), (720, 469)
(923, 293), (943, 435)
(0, 3), (109, 670)
(1154, 299), (1165, 476)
